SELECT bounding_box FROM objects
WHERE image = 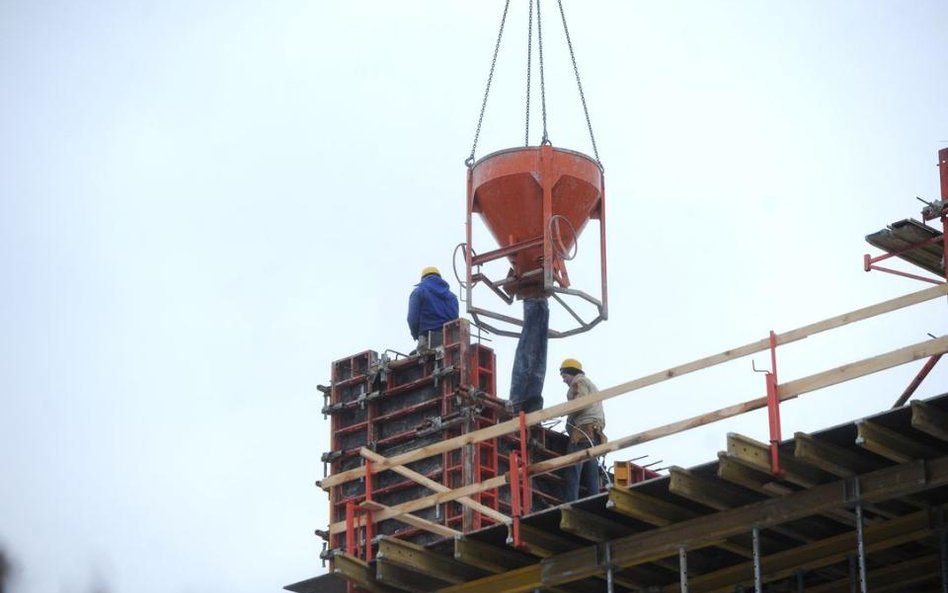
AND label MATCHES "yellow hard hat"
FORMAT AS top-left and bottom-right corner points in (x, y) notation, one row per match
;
(560, 358), (583, 372)
(420, 266), (441, 278)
